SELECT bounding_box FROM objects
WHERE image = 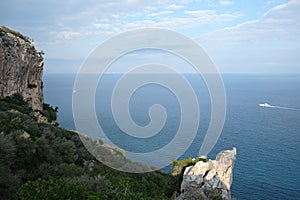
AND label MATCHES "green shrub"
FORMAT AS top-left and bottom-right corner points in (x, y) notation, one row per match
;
(0, 93), (31, 114)
(17, 177), (101, 200)
(172, 157), (207, 176)
(41, 103), (58, 122)
(173, 157), (206, 169)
